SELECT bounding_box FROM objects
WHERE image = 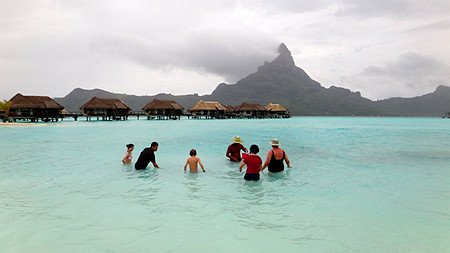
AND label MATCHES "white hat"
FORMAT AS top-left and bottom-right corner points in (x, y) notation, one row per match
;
(270, 139), (280, 146)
